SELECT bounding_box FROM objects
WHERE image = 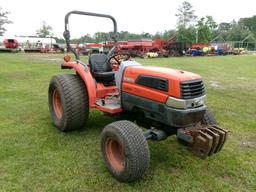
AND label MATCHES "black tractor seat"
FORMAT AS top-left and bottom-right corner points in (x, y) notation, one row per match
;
(89, 54), (115, 83)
